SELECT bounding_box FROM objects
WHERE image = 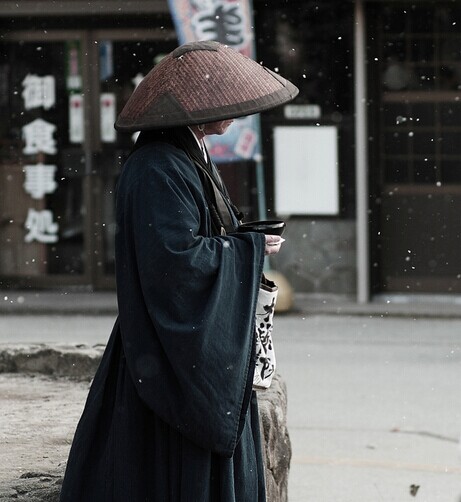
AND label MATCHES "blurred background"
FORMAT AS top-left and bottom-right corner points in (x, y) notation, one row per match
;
(1, 1), (461, 308)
